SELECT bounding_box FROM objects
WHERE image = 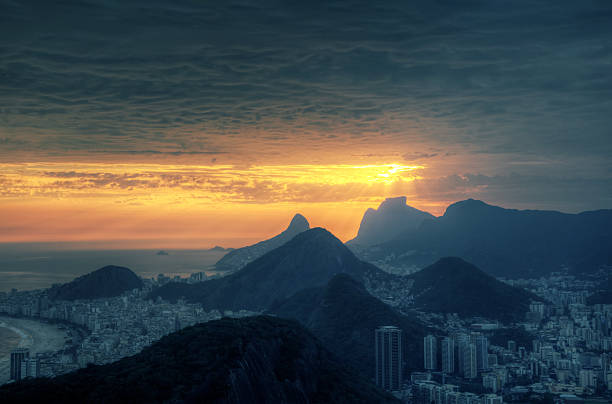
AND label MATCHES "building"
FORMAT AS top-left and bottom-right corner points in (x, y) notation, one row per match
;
(463, 343), (478, 379)
(474, 334), (489, 371)
(375, 326), (402, 391)
(483, 393), (503, 404)
(482, 373), (499, 392)
(10, 348), (29, 381)
(442, 337), (454, 374)
(424, 334), (437, 370)
(20, 358), (40, 379)
(455, 334), (470, 377)
(507, 340), (516, 352)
